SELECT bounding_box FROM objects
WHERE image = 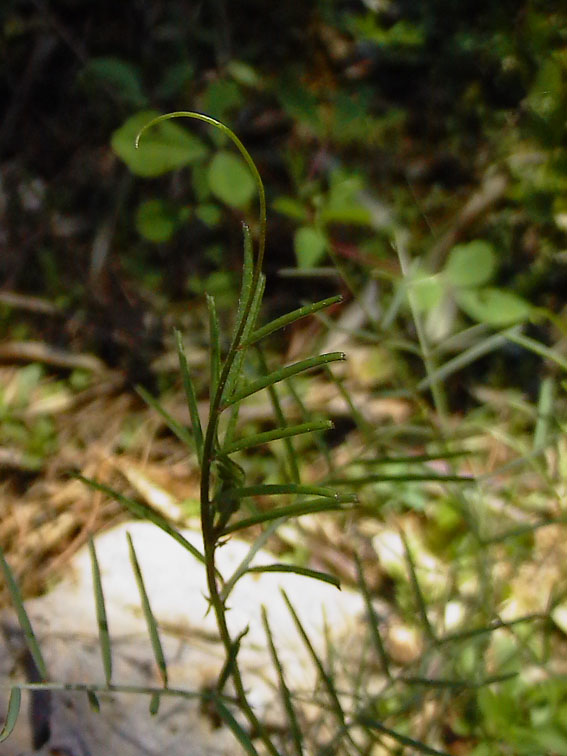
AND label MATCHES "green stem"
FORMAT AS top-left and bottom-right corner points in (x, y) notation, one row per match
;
(138, 111), (278, 754)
